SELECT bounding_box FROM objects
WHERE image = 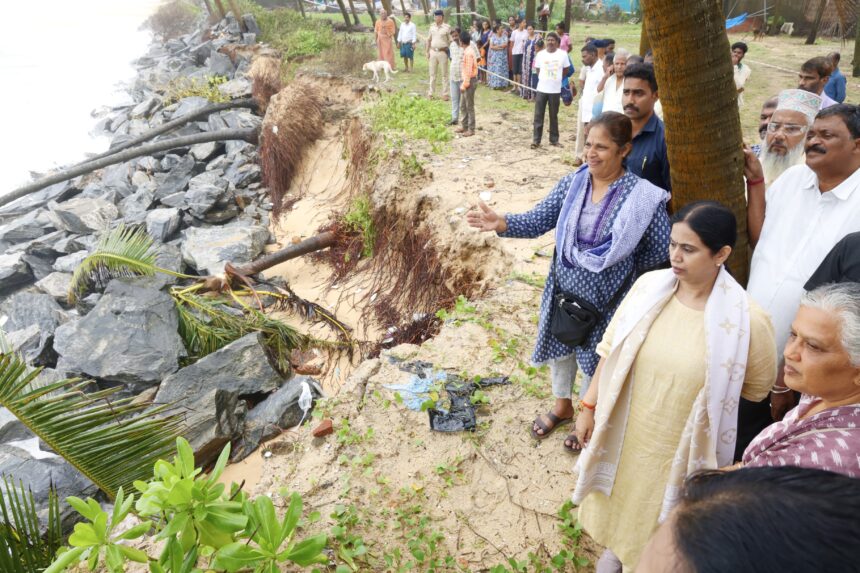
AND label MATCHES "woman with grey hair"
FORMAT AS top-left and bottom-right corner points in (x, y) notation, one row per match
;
(740, 282), (860, 477)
